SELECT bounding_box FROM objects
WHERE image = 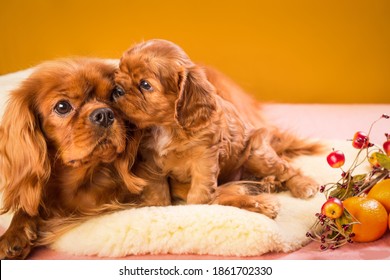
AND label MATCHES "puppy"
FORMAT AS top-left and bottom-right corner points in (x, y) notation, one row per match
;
(113, 39), (320, 218)
(0, 58), (169, 259)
